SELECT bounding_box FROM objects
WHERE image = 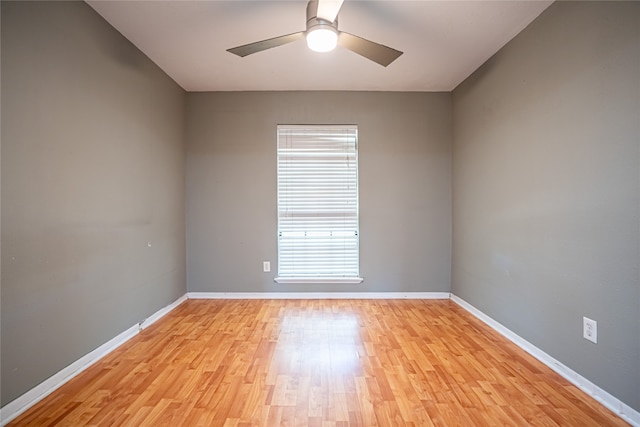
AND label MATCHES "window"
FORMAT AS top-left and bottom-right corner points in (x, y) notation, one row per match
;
(276, 125), (362, 284)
